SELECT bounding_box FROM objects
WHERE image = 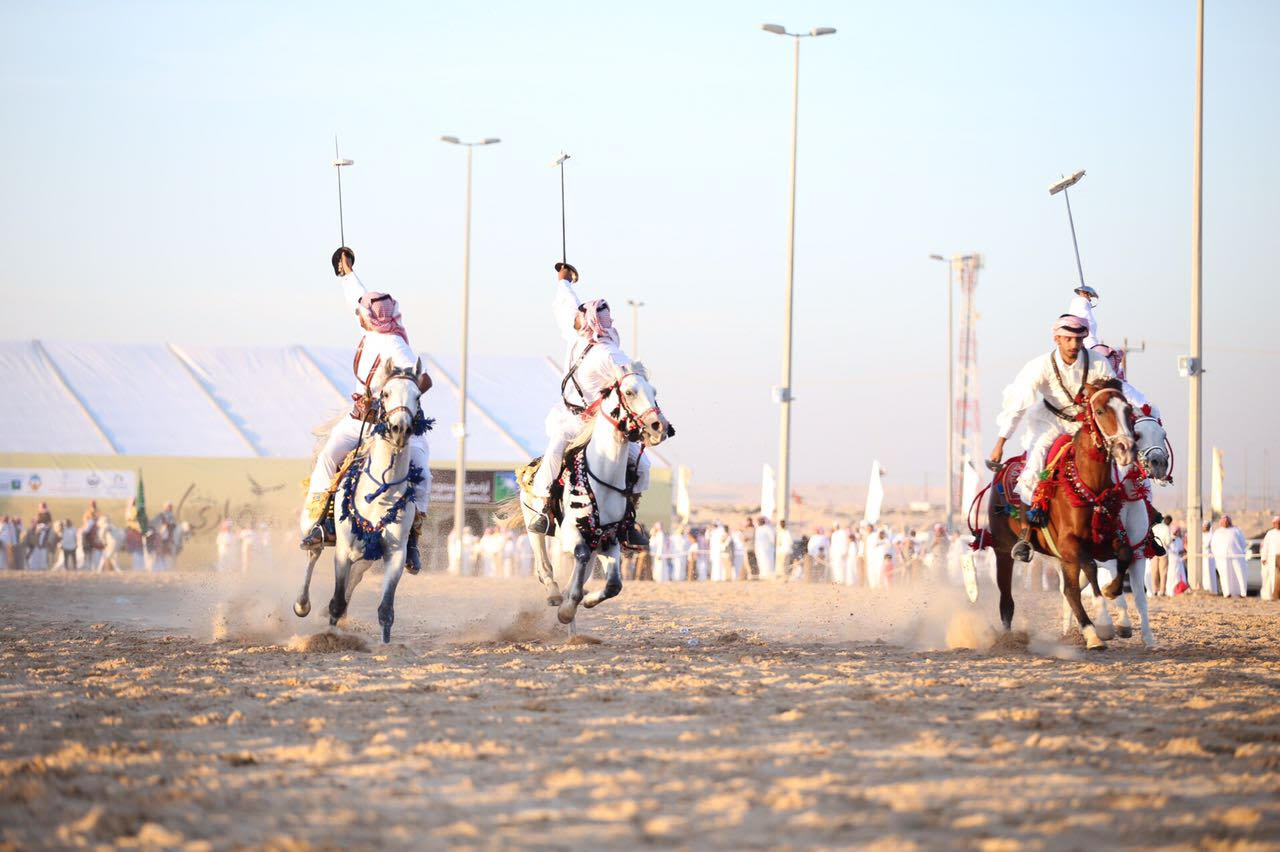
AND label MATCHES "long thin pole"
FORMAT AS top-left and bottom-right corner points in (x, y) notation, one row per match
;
(559, 161), (567, 264)
(1187, 0), (1205, 588)
(454, 145), (473, 565)
(1062, 187), (1085, 289)
(335, 137), (346, 246)
(946, 258), (955, 534)
(777, 35), (800, 528)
